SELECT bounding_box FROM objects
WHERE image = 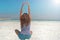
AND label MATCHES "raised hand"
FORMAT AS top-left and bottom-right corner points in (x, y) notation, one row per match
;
(22, 2), (25, 7)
